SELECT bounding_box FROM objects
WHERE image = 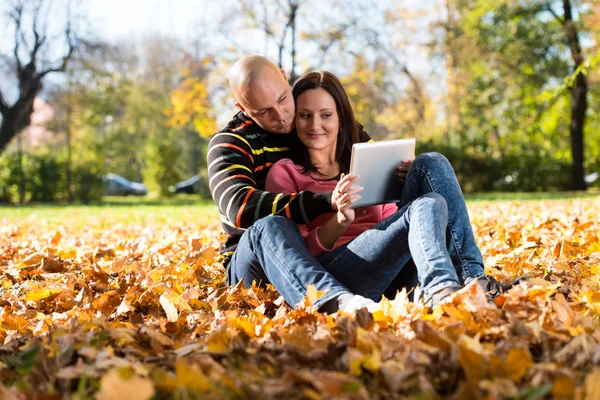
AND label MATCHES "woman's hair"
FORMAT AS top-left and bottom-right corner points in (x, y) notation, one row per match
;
(290, 71), (360, 177)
